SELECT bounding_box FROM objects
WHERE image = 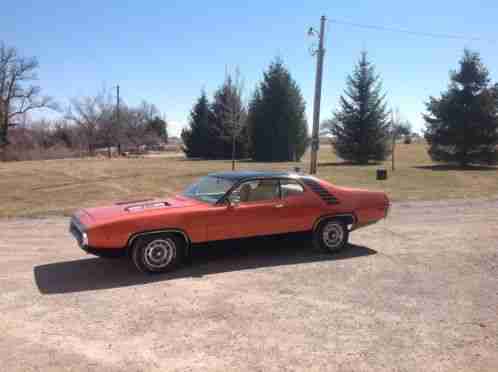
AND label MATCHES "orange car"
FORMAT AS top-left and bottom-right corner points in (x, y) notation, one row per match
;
(70, 171), (389, 273)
